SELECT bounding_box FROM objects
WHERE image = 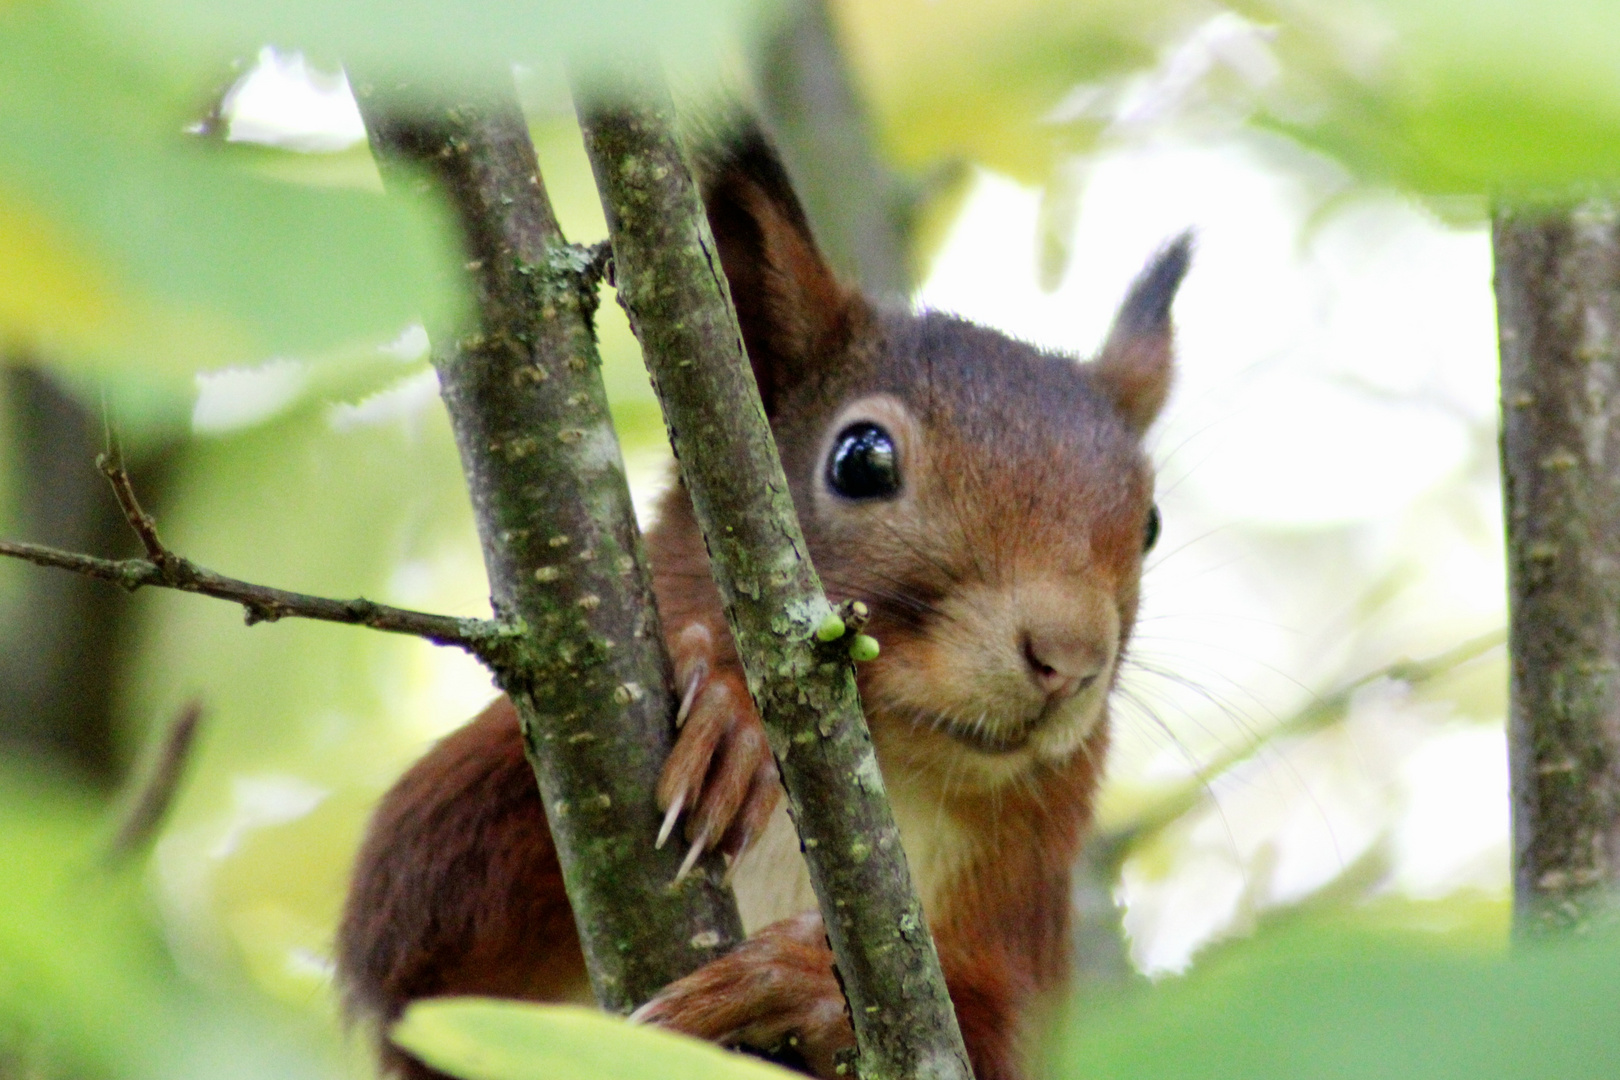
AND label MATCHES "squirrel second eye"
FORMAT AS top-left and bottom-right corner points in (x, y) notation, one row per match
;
(1144, 504), (1161, 553)
(827, 423), (901, 500)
